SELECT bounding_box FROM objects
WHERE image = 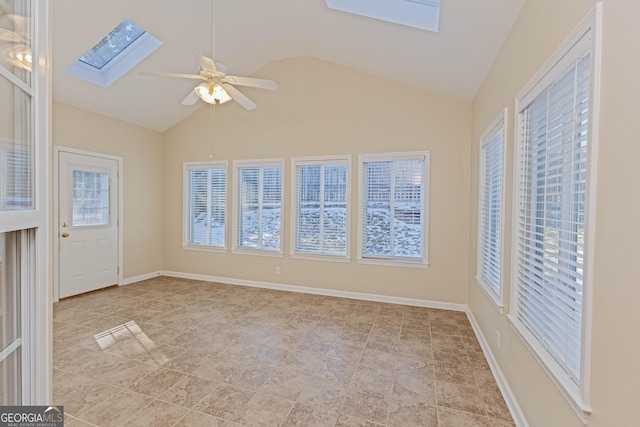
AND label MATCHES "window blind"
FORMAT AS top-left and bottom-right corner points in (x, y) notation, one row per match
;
(236, 164), (282, 251)
(515, 51), (591, 384)
(186, 165), (226, 247)
(479, 123), (504, 298)
(361, 155), (425, 262)
(294, 161), (348, 256)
